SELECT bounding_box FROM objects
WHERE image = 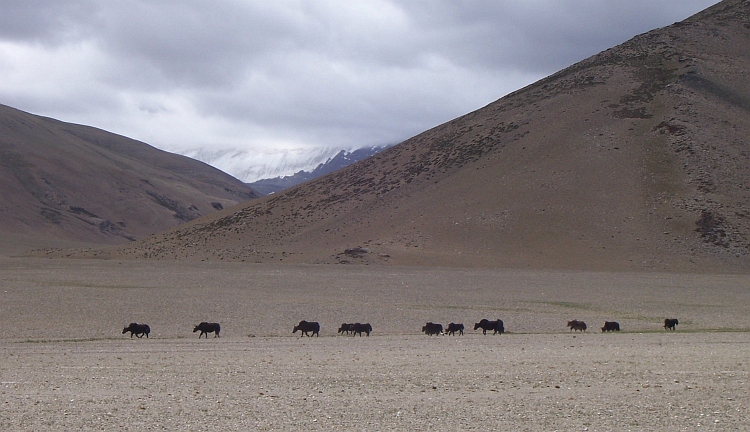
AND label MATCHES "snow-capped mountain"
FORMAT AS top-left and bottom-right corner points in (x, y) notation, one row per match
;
(248, 146), (390, 195)
(177, 147), (349, 183)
